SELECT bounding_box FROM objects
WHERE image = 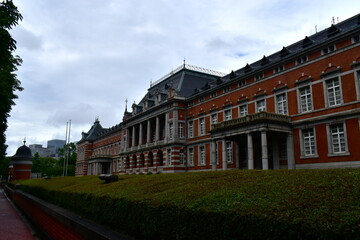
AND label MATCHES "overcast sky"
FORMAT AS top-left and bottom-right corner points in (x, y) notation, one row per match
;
(5, 0), (359, 156)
